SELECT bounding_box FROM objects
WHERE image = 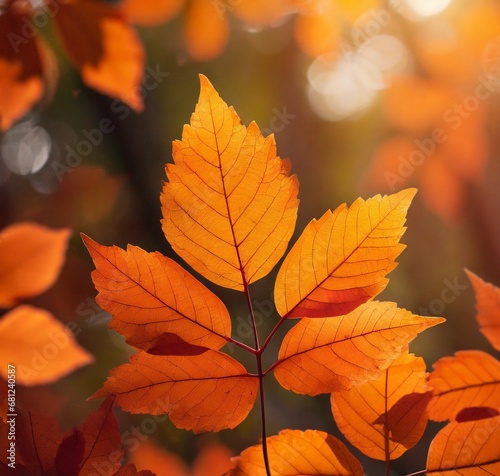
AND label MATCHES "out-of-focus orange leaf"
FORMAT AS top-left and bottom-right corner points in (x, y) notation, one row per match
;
(419, 153), (464, 223)
(0, 222), (71, 308)
(0, 7), (44, 130)
(274, 189), (416, 318)
(360, 135), (418, 192)
(184, 0), (229, 61)
(294, 2), (342, 57)
(121, 0), (185, 26)
(465, 270), (500, 351)
(130, 439), (234, 476)
(229, 429), (363, 476)
(427, 350), (500, 421)
(331, 353), (432, 460)
(53, 0), (144, 111)
(161, 75), (299, 291)
(191, 441), (234, 476)
(129, 439), (189, 476)
(92, 350), (258, 433)
(232, 0), (294, 27)
(273, 301), (444, 395)
(384, 77), (454, 133)
(0, 305), (93, 385)
(426, 415), (500, 474)
(82, 235), (231, 352)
